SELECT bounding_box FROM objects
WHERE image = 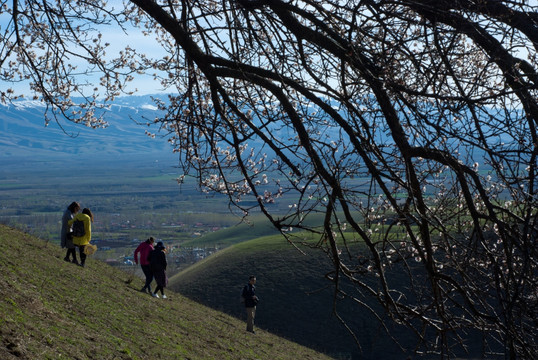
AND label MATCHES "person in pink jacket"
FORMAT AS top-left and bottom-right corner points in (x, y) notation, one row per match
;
(134, 237), (155, 294)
